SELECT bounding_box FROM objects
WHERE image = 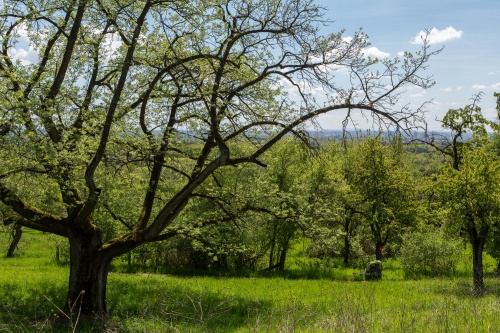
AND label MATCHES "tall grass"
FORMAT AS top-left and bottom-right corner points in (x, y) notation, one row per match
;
(1, 230), (500, 332)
